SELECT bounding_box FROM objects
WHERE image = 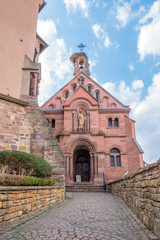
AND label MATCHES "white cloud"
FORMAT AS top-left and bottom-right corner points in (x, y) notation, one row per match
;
(132, 72), (160, 163)
(139, 0), (160, 24)
(138, 1), (160, 60)
(103, 80), (142, 108)
(116, 1), (131, 28)
(132, 79), (144, 90)
(104, 36), (111, 48)
(64, 0), (89, 17)
(92, 24), (104, 39)
(129, 63), (134, 71)
(103, 73), (160, 163)
(37, 19), (73, 106)
(155, 62), (160, 67)
(115, 1), (145, 29)
(37, 20), (57, 42)
(92, 24), (111, 48)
